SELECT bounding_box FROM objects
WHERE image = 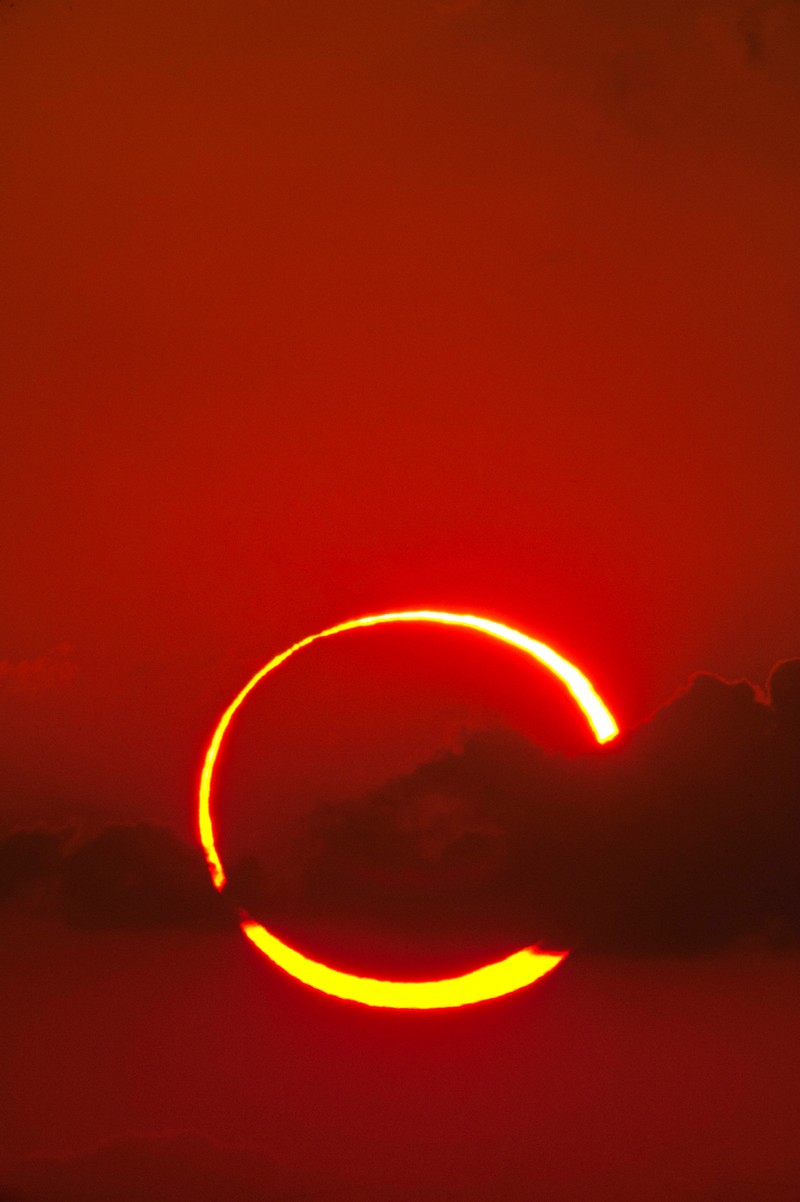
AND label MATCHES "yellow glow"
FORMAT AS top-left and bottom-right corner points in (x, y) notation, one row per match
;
(242, 921), (565, 1009)
(197, 609), (619, 1008)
